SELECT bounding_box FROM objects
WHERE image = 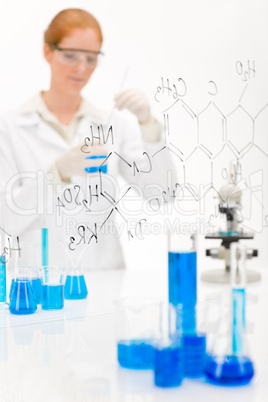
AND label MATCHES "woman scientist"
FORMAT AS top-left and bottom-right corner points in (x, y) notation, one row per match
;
(0, 8), (174, 269)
